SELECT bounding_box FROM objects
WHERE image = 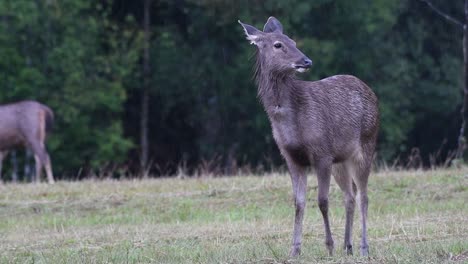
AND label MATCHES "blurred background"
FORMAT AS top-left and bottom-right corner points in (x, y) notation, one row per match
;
(0, 0), (465, 179)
